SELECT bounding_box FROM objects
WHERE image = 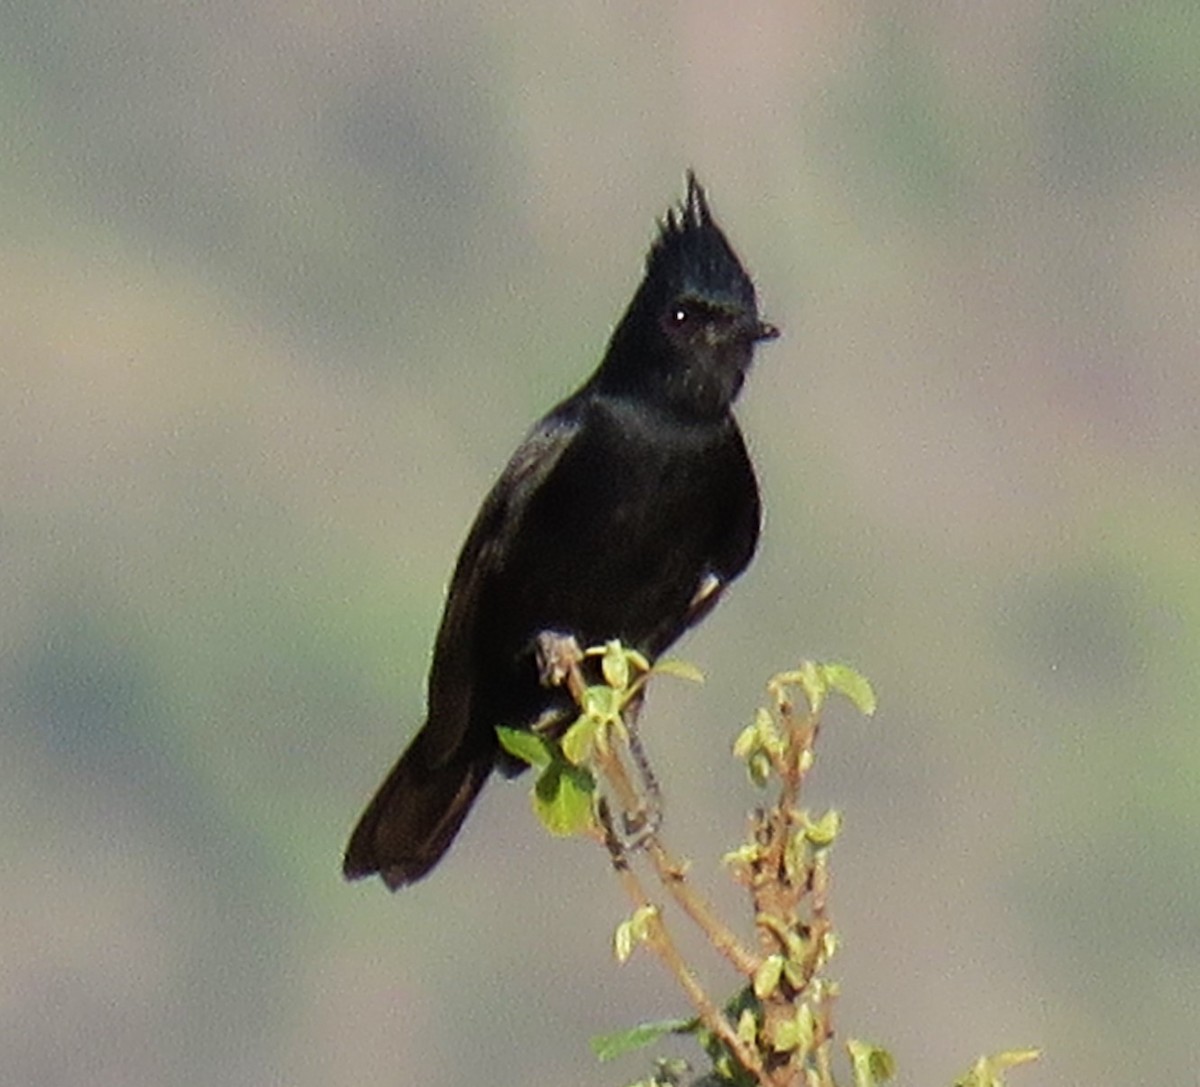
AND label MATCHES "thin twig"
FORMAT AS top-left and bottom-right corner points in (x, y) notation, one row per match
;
(594, 725), (762, 978)
(595, 776), (766, 1083)
(646, 838), (762, 978)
